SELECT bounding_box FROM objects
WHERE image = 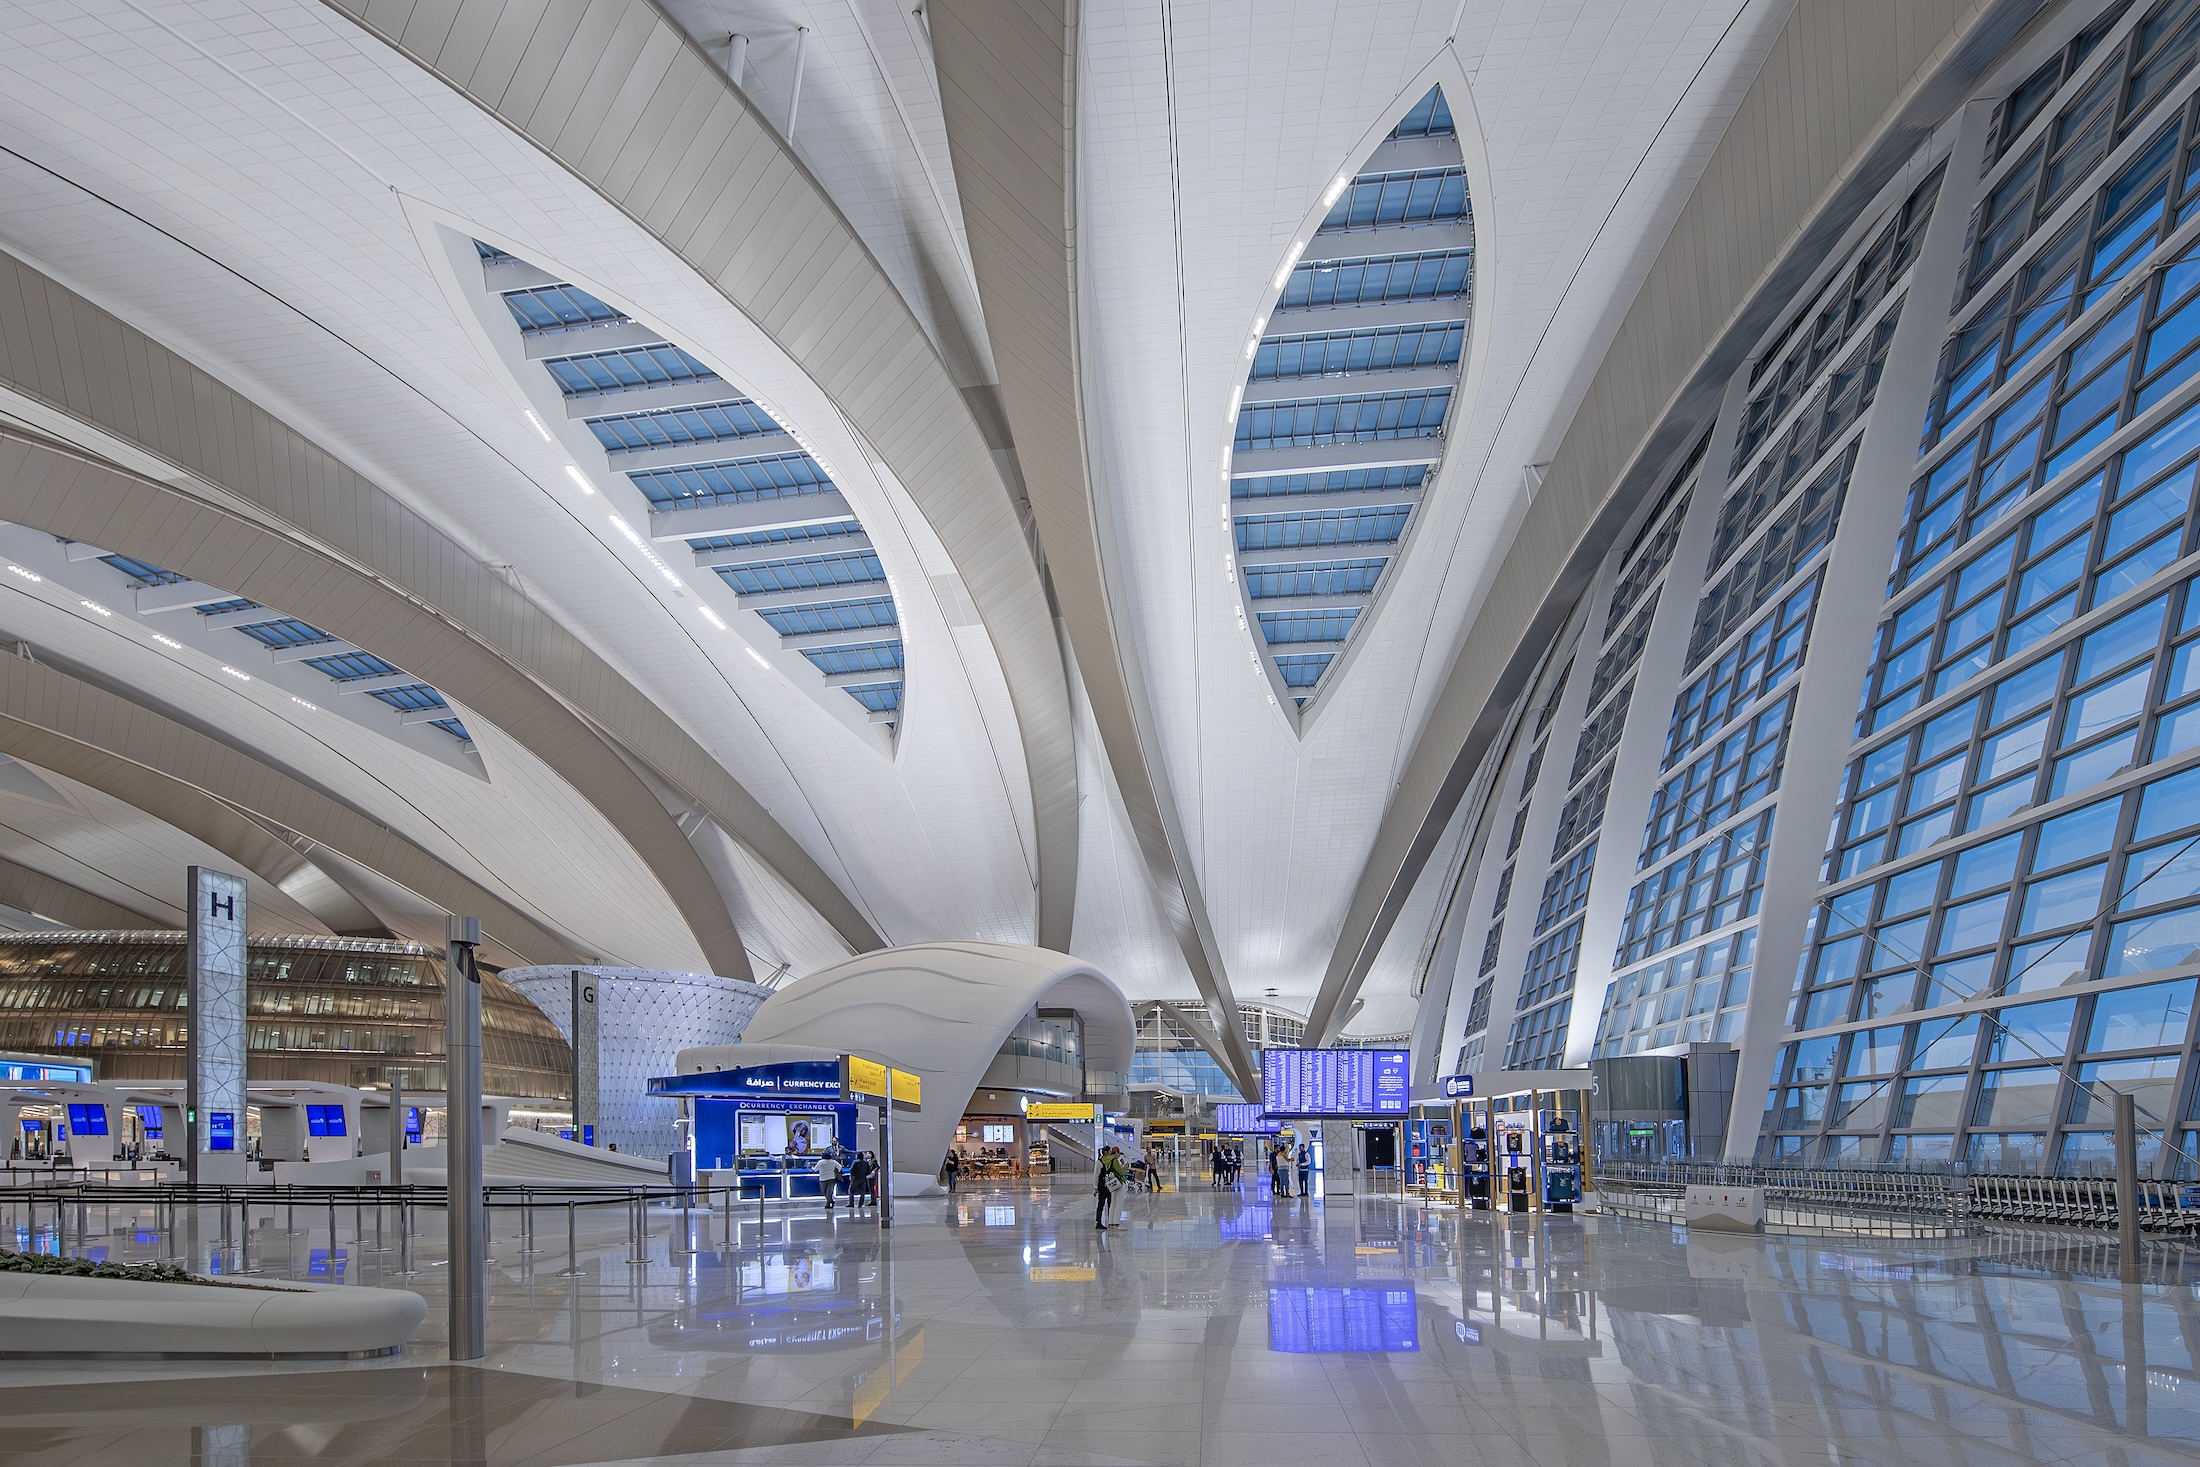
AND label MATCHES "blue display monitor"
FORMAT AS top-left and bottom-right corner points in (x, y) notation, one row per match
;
(405, 1106), (422, 1141)
(1259, 1049), (1411, 1118)
(1267, 1283), (1419, 1353)
(208, 1111), (236, 1151)
(1214, 1103), (1281, 1134)
(66, 1103), (108, 1136)
(306, 1104), (347, 1137)
(136, 1104), (163, 1138)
